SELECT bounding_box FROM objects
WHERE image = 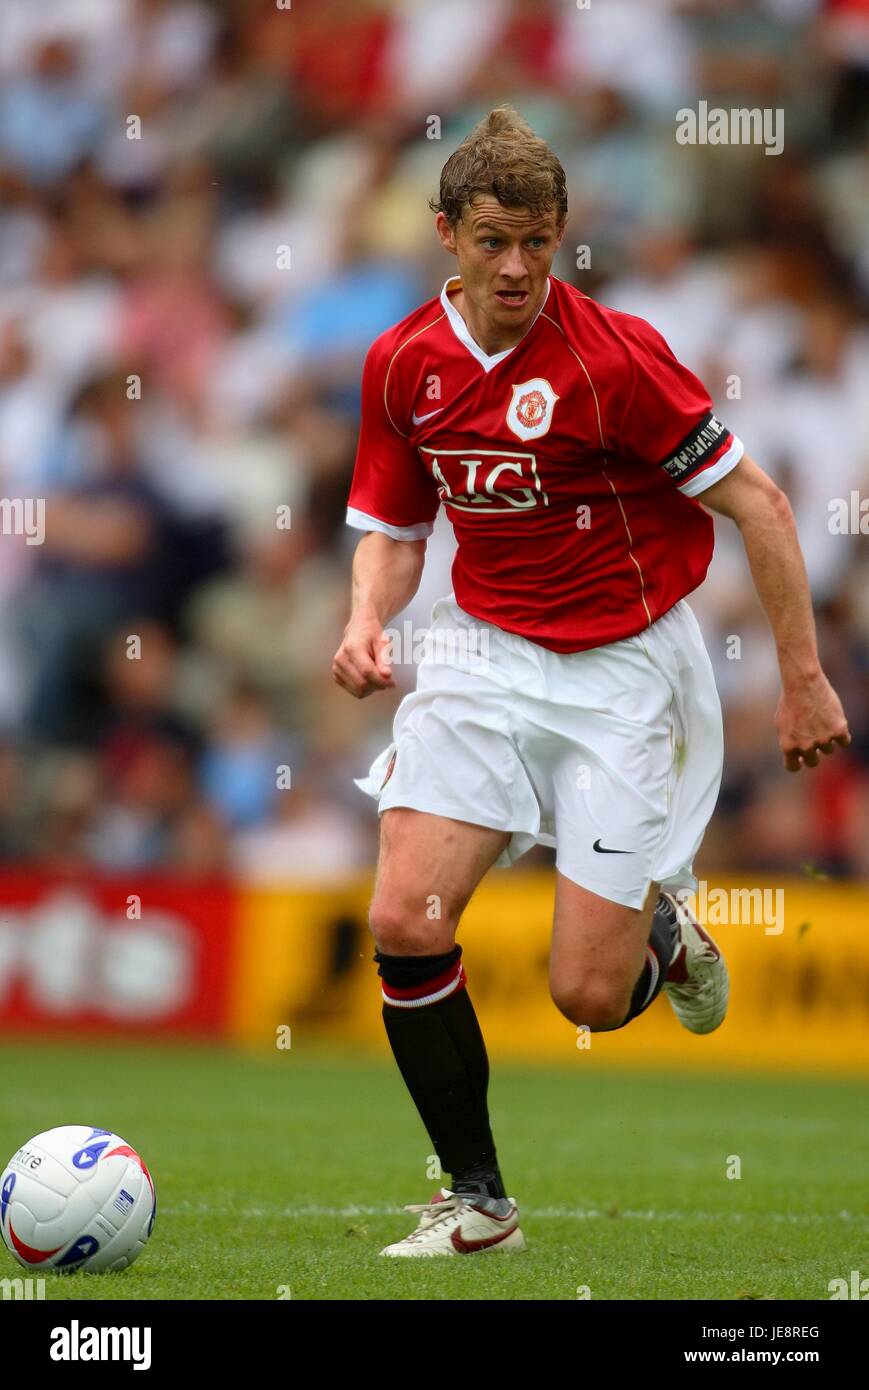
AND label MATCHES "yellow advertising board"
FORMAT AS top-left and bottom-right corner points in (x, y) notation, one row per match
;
(229, 874), (869, 1075)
